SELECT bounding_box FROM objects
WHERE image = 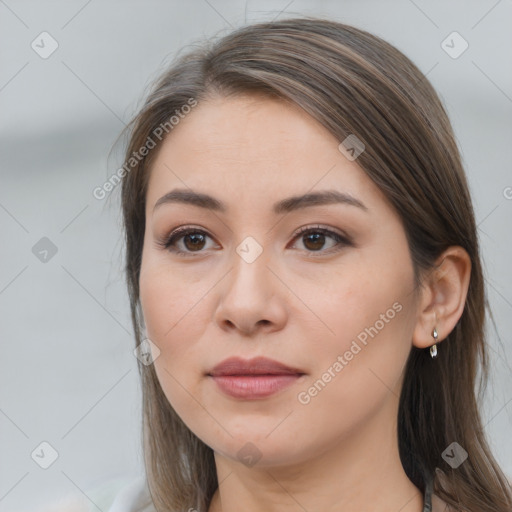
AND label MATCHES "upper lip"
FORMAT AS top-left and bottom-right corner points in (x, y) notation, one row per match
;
(208, 356), (305, 376)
